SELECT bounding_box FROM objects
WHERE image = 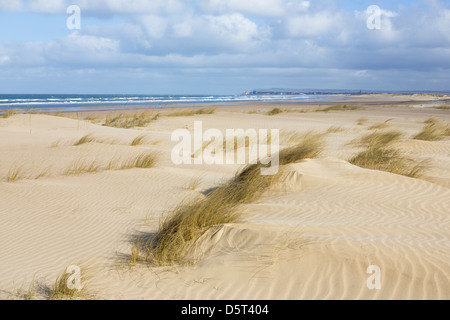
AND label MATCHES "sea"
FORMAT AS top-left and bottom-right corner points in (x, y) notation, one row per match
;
(0, 93), (341, 113)
(1, 90), (447, 113)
